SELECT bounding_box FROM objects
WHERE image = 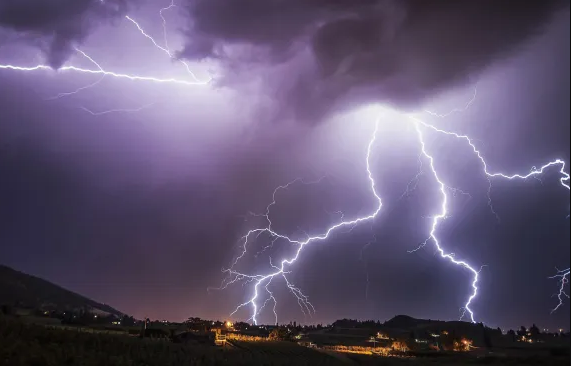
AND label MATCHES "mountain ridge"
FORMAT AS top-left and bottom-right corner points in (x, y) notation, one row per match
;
(0, 264), (123, 316)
